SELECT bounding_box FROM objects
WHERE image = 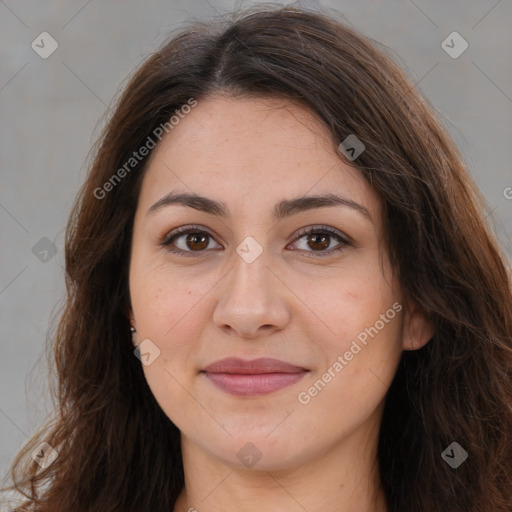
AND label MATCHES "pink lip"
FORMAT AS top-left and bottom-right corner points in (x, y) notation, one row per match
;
(202, 357), (309, 396)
